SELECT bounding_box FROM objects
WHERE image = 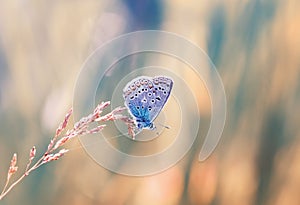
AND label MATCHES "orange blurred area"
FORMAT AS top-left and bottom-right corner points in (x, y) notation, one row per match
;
(0, 0), (300, 204)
